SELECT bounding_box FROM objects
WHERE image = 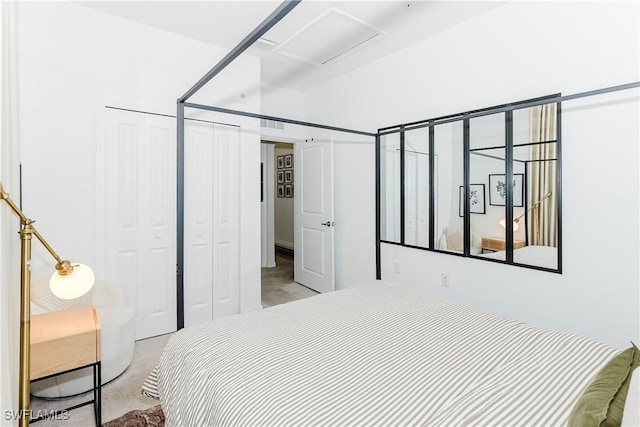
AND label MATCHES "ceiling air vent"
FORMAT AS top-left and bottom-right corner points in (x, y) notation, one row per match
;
(273, 8), (386, 67)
